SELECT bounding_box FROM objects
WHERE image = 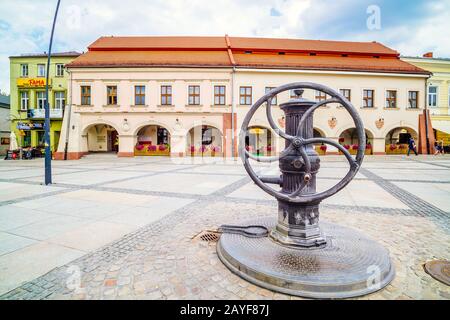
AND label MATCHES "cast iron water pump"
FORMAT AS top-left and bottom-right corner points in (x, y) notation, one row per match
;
(217, 82), (394, 299)
(240, 83), (365, 248)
